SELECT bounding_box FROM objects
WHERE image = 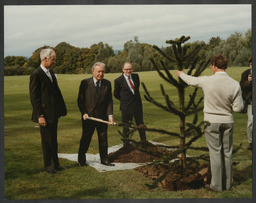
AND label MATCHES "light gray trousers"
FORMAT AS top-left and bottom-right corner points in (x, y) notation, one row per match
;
(205, 123), (234, 192)
(247, 104), (253, 143)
